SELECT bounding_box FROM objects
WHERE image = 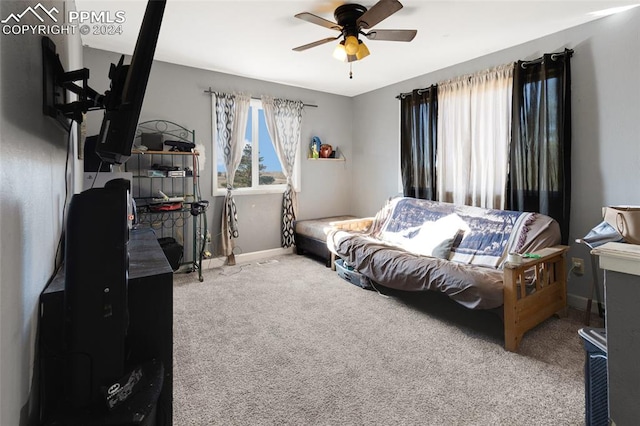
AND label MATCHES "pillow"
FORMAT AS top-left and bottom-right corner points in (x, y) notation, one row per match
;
(400, 214), (468, 259)
(430, 229), (465, 259)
